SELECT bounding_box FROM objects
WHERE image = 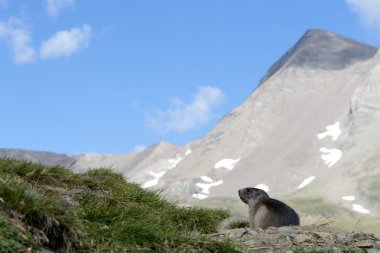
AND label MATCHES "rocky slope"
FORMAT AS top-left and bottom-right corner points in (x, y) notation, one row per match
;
(214, 225), (380, 253)
(148, 29), (380, 221)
